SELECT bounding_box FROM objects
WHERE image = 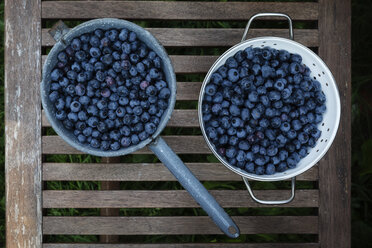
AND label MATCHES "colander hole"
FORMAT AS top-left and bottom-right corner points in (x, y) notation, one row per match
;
(322, 123), (324, 126)
(325, 139), (328, 142)
(327, 128), (330, 131)
(316, 149), (319, 152)
(313, 76), (317, 80)
(313, 63), (316, 66)
(263, 41), (266, 43)
(326, 83), (329, 86)
(321, 139), (323, 142)
(261, 44), (264, 47)
(318, 73), (321, 77)
(273, 43), (277, 45)
(322, 71), (325, 74)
